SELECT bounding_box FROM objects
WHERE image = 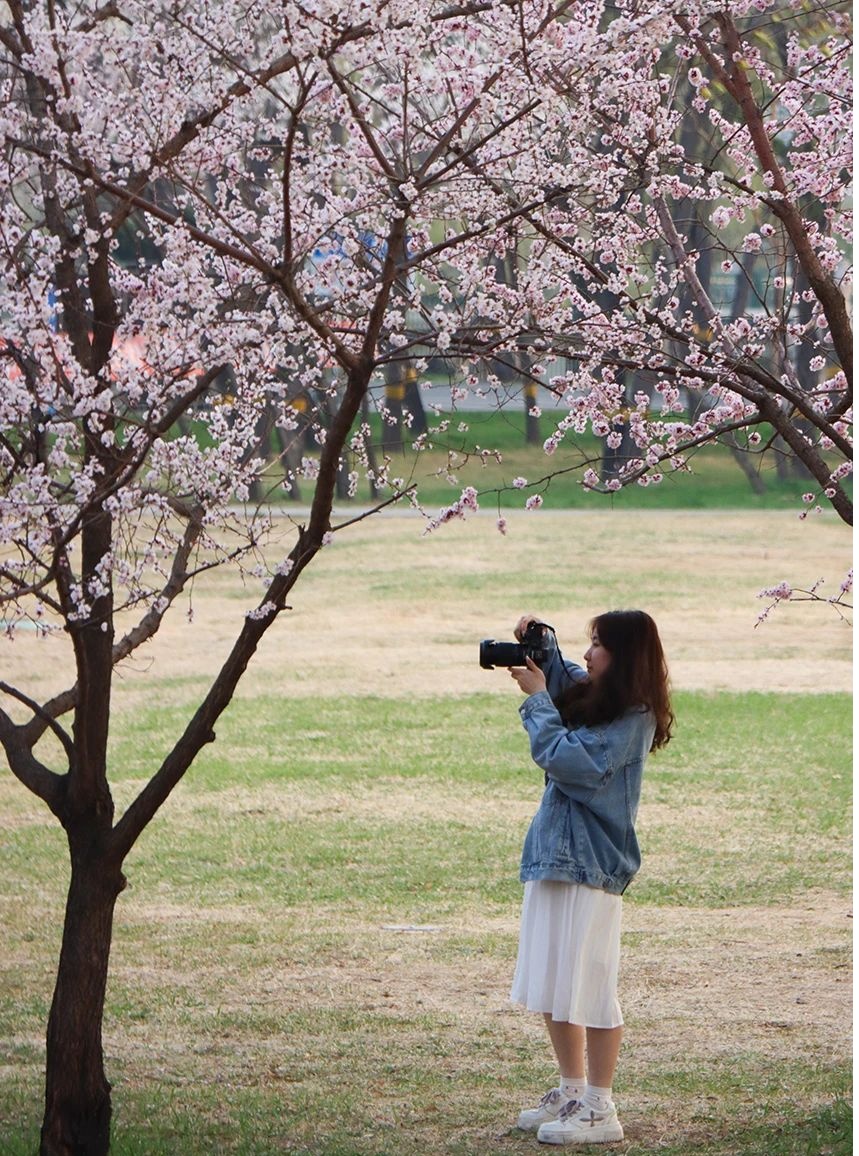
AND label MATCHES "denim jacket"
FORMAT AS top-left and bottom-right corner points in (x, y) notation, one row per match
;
(518, 638), (655, 895)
